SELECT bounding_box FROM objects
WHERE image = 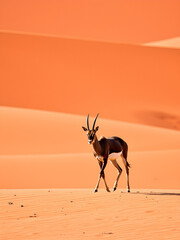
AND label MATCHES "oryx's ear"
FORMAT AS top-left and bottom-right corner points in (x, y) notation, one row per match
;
(95, 126), (99, 132)
(82, 126), (87, 131)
